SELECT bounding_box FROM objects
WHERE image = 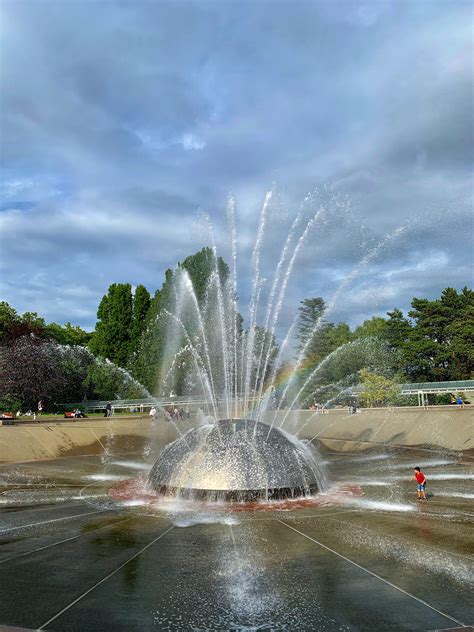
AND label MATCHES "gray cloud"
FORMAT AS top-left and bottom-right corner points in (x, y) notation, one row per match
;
(0, 0), (472, 334)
